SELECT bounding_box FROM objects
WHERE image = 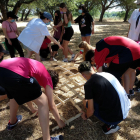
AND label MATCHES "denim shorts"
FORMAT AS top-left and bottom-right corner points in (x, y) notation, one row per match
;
(81, 33), (91, 37)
